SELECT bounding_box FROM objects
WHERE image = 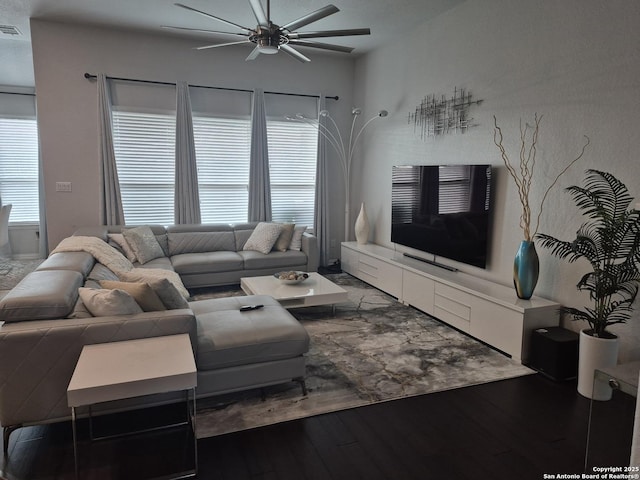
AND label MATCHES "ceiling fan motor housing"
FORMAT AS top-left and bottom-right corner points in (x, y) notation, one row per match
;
(250, 25), (287, 53)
